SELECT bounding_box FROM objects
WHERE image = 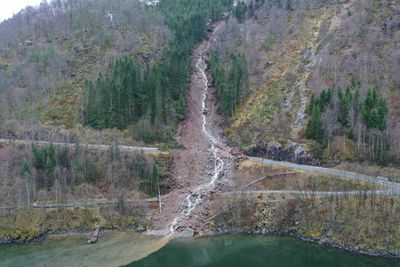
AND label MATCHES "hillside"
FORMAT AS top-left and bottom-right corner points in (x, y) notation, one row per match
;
(0, 0), (400, 261)
(2, 0), (398, 165)
(0, 0), (235, 243)
(0, 0), (233, 145)
(0, 0), (173, 143)
(212, 0), (400, 167)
